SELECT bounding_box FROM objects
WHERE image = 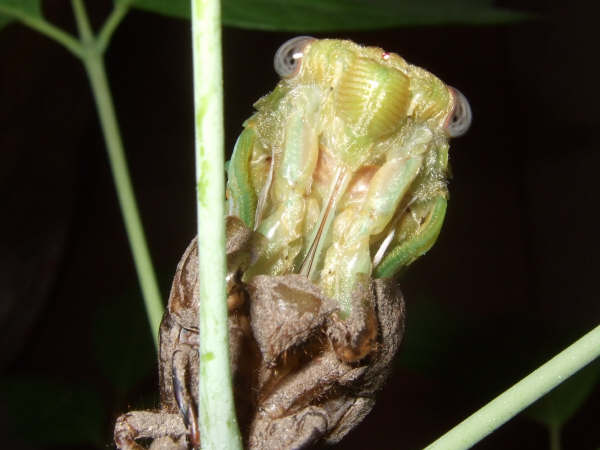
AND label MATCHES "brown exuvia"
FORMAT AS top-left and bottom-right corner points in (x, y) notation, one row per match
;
(114, 217), (405, 449)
